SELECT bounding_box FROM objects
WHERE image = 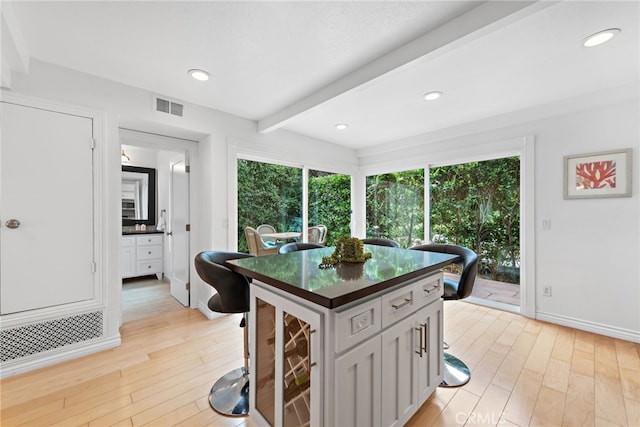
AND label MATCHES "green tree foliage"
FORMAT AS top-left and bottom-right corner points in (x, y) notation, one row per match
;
(365, 169), (425, 248)
(429, 157), (520, 283)
(308, 171), (351, 247)
(237, 159), (302, 252)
